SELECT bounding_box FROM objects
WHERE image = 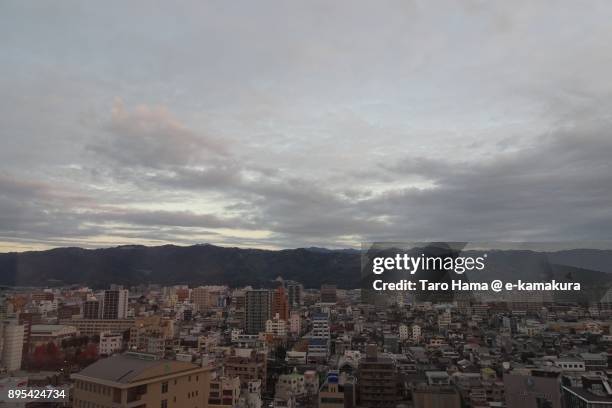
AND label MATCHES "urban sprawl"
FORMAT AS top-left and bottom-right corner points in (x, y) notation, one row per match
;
(2, 279), (612, 407)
